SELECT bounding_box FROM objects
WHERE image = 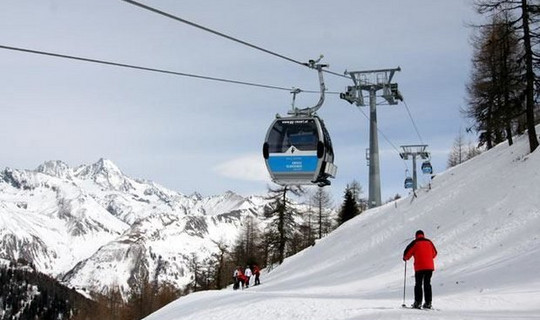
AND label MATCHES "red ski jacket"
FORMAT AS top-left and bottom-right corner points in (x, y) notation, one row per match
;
(403, 234), (437, 271)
